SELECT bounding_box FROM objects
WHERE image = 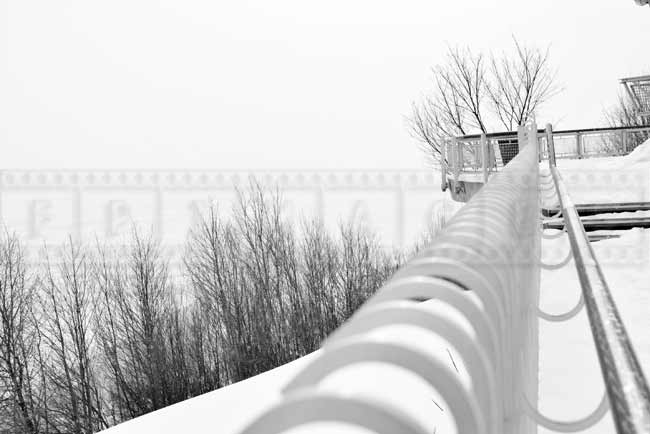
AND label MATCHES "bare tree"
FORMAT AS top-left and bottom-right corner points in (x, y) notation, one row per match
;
(298, 220), (340, 348)
(605, 94), (650, 153)
(488, 39), (558, 131)
(0, 187), (413, 432)
(410, 38), (559, 165)
(185, 183), (400, 386)
(94, 232), (182, 420)
(0, 233), (40, 434)
(338, 222), (395, 319)
(184, 205), (231, 385)
(410, 47), (488, 164)
(39, 240), (106, 433)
